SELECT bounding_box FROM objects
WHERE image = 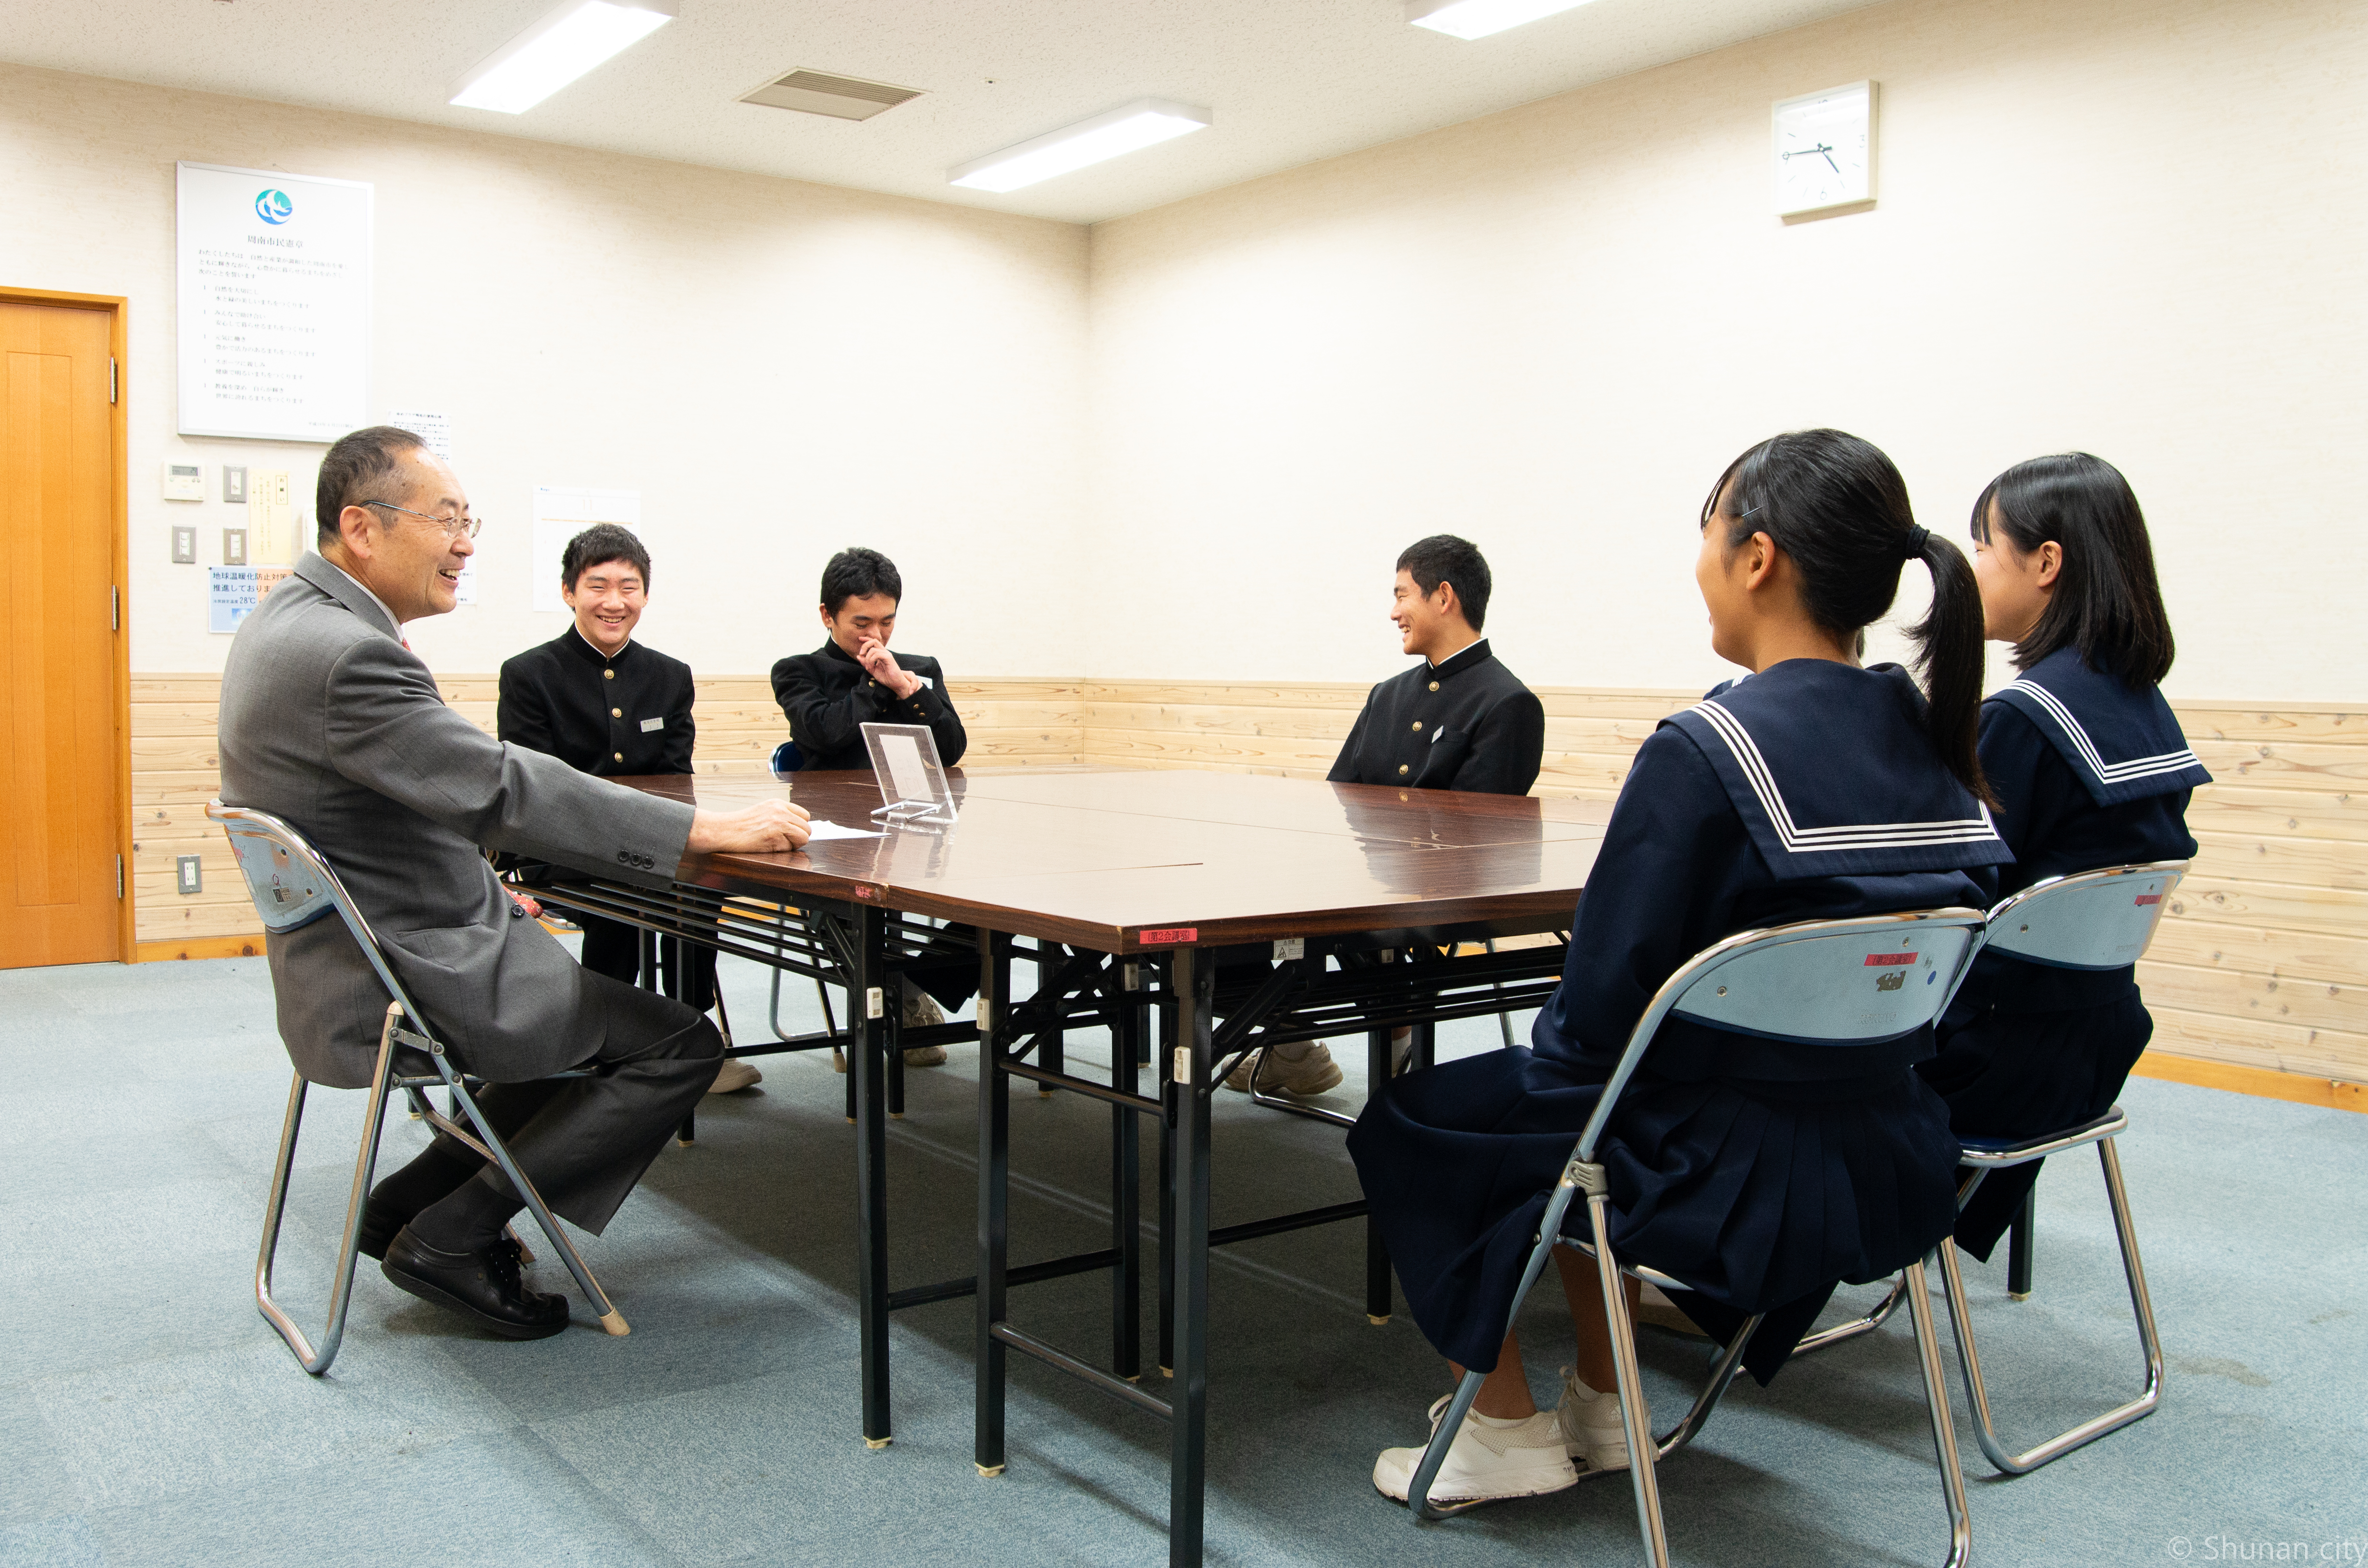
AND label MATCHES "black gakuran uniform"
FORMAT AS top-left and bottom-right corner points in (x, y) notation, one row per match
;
(1327, 638), (1545, 796)
(498, 628), (713, 1007)
(770, 641), (967, 772)
(1919, 648), (2208, 1255)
